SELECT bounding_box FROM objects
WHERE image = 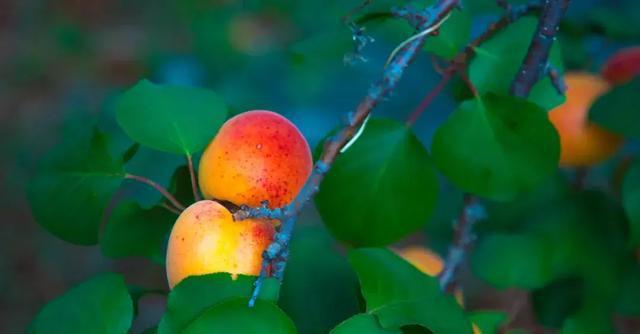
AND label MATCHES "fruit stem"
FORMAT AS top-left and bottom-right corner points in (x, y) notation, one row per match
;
(186, 154), (202, 202)
(124, 174), (186, 211)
